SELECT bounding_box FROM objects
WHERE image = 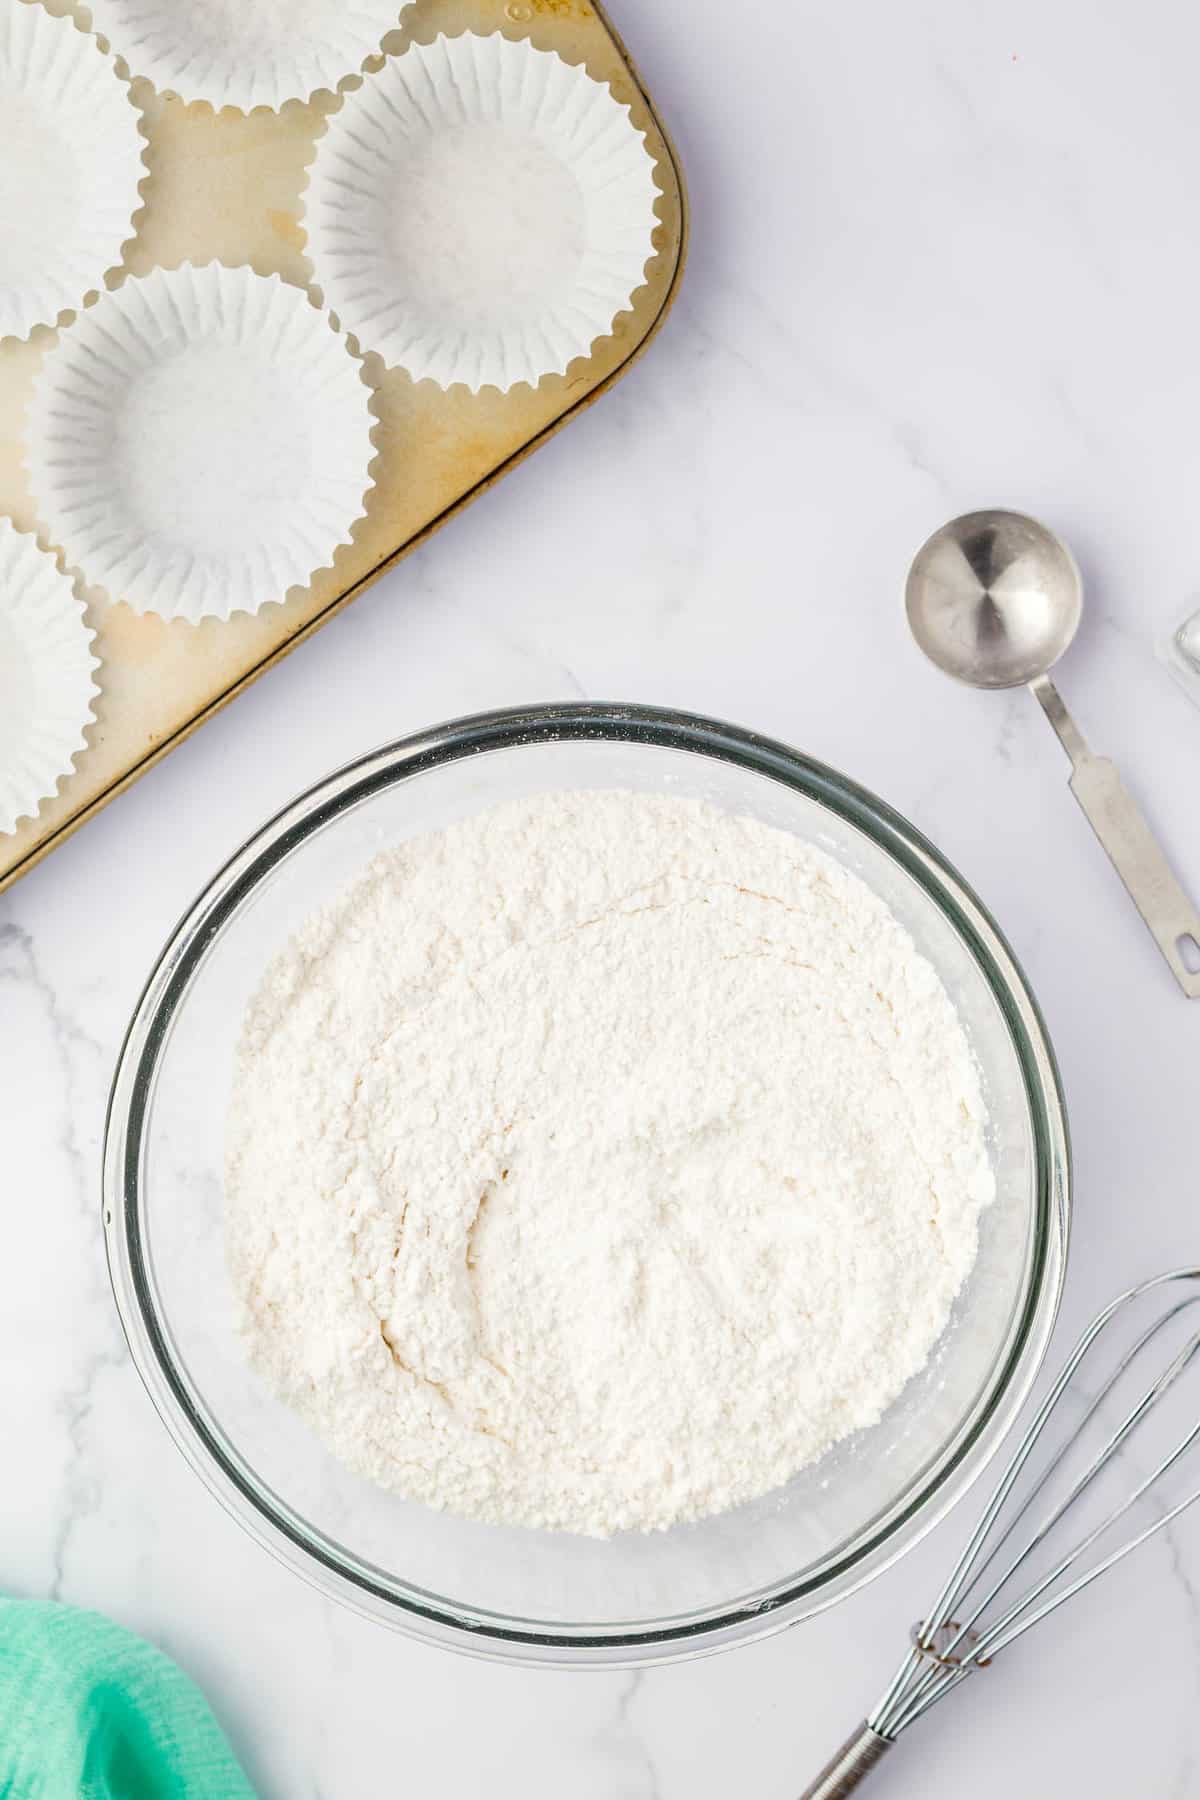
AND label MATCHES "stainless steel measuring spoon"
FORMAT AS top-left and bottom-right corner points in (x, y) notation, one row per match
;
(905, 509), (1200, 997)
